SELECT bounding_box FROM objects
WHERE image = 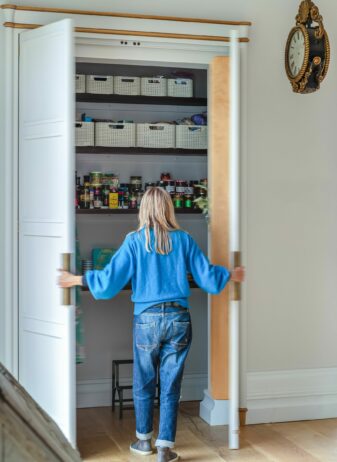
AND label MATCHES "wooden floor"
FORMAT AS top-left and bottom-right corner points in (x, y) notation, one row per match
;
(77, 402), (337, 461)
